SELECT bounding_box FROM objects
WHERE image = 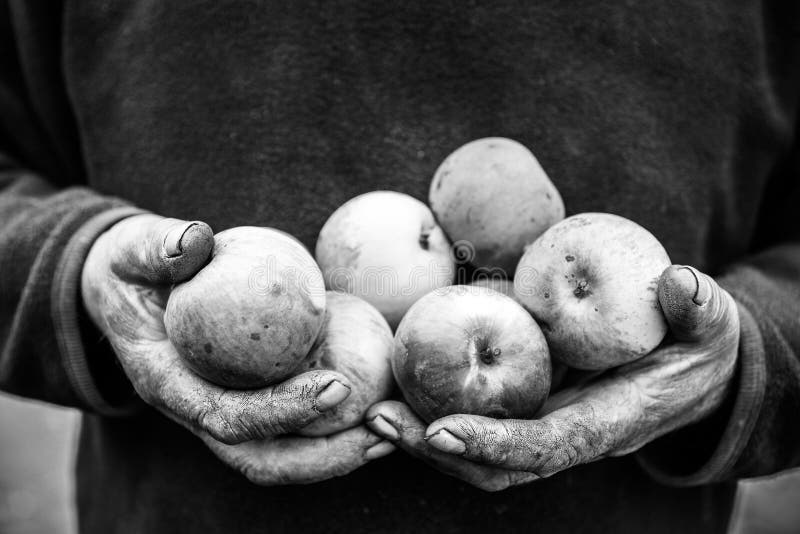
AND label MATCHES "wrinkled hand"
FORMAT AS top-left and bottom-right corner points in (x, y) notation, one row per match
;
(366, 265), (739, 491)
(82, 214), (393, 485)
